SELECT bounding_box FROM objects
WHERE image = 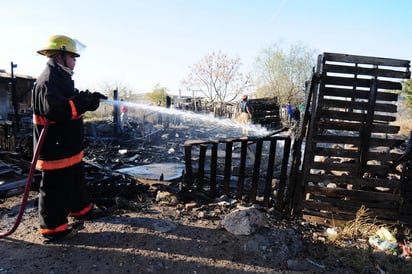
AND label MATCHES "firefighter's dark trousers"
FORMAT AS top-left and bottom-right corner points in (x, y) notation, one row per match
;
(39, 162), (90, 232)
